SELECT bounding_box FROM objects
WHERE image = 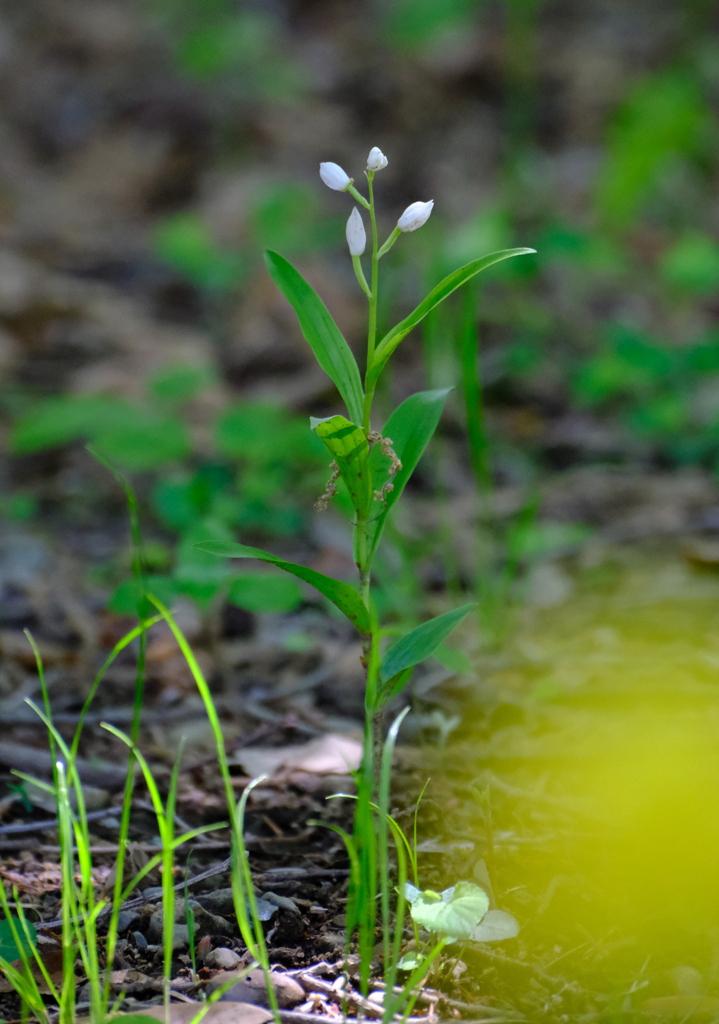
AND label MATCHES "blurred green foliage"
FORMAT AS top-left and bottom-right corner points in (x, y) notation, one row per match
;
(155, 215), (245, 291)
(596, 71), (713, 227)
(8, 0), (719, 627)
(8, 366), (325, 612)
